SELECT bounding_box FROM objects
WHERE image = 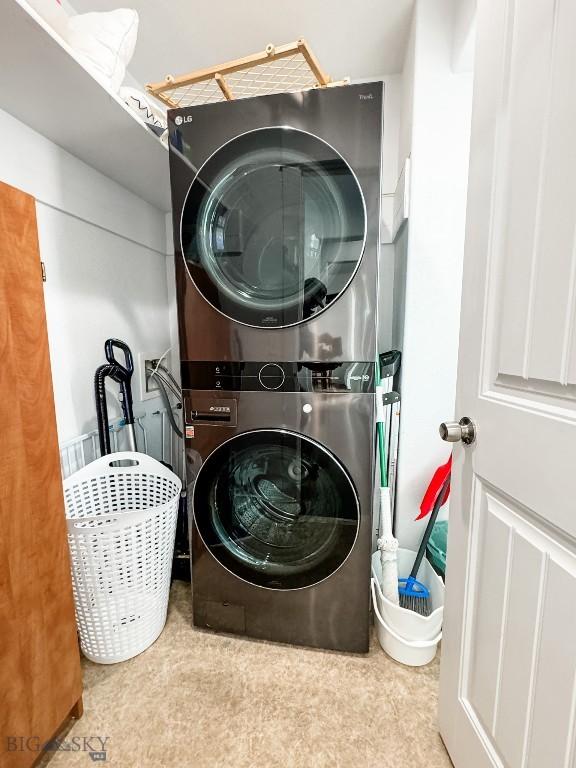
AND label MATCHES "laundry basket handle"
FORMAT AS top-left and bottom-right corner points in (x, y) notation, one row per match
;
(63, 452), (180, 490)
(107, 456), (141, 468)
(103, 452), (179, 485)
(66, 506), (156, 532)
(100, 451), (170, 473)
